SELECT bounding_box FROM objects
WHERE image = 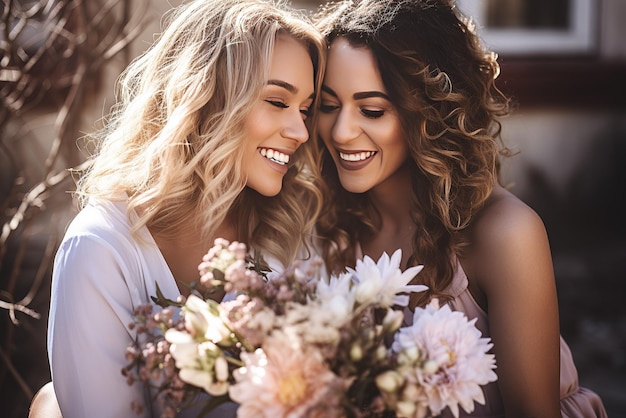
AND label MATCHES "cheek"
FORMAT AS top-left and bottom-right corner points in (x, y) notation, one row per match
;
(373, 123), (403, 147)
(243, 115), (262, 143)
(380, 125), (408, 160)
(244, 104), (274, 144)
